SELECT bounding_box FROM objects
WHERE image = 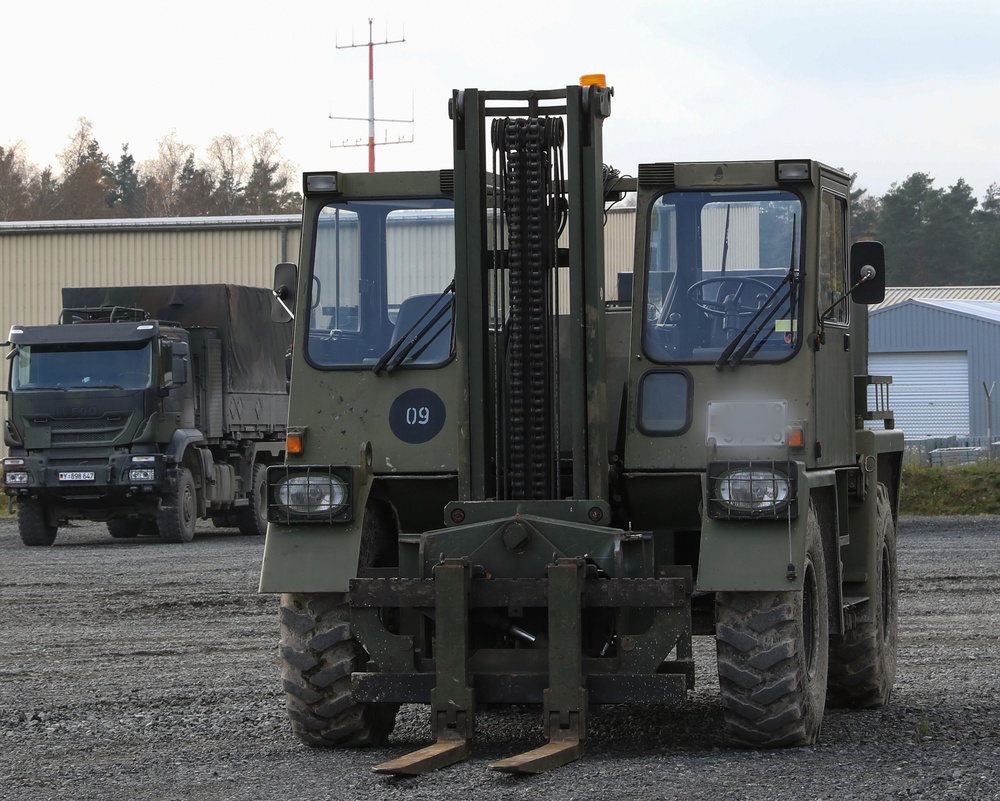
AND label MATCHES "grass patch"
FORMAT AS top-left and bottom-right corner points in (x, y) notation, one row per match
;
(900, 461), (1000, 516)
